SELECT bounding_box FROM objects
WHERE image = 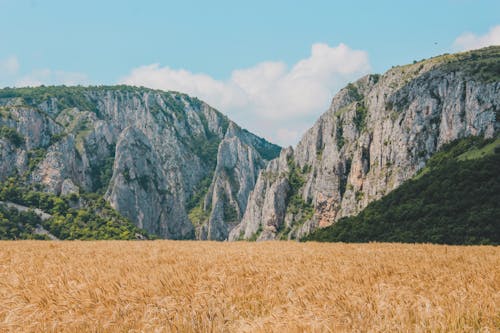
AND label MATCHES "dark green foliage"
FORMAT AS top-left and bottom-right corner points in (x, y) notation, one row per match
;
(285, 157), (314, 225)
(0, 85), (100, 114)
(137, 175), (150, 191)
(224, 204), (238, 222)
(361, 147), (370, 173)
(248, 224), (263, 242)
(392, 95), (409, 113)
(49, 132), (66, 146)
(241, 128), (281, 161)
(27, 149), (47, 172)
(187, 105), (227, 170)
(164, 94), (186, 120)
(0, 205), (48, 240)
(0, 85), (197, 121)
(370, 74), (381, 84)
(57, 92), (99, 115)
(353, 102), (367, 131)
(287, 158), (305, 197)
(187, 173), (213, 226)
(0, 126), (24, 147)
(48, 193), (149, 240)
(346, 83), (363, 101)
(0, 179), (150, 240)
(88, 153), (115, 194)
(355, 191), (364, 201)
(186, 107), (232, 225)
(188, 96), (203, 110)
(385, 101), (394, 111)
(335, 117), (345, 150)
(186, 173), (213, 211)
(254, 142), (281, 161)
(301, 164), (312, 174)
(417, 135), (496, 177)
(0, 84), (282, 240)
(304, 136), (500, 245)
(189, 133), (221, 170)
(440, 46), (500, 83)
(122, 167), (131, 182)
(278, 226), (292, 240)
(223, 196), (238, 222)
(316, 147), (324, 159)
(338, 159), (352, 199)
(224, 167), (240, 195)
